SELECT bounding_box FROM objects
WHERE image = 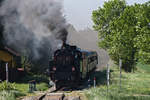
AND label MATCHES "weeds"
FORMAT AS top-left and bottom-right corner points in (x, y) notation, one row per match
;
(0, 81), (49, 100)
